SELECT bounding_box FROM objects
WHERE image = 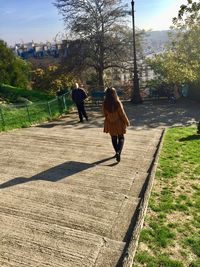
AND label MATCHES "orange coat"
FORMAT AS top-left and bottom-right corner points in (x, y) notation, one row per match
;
(103, 101), (130, 135)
